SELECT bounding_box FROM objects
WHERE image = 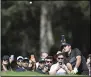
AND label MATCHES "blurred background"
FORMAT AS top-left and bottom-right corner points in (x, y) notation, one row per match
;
(1, 1), (90, 59)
